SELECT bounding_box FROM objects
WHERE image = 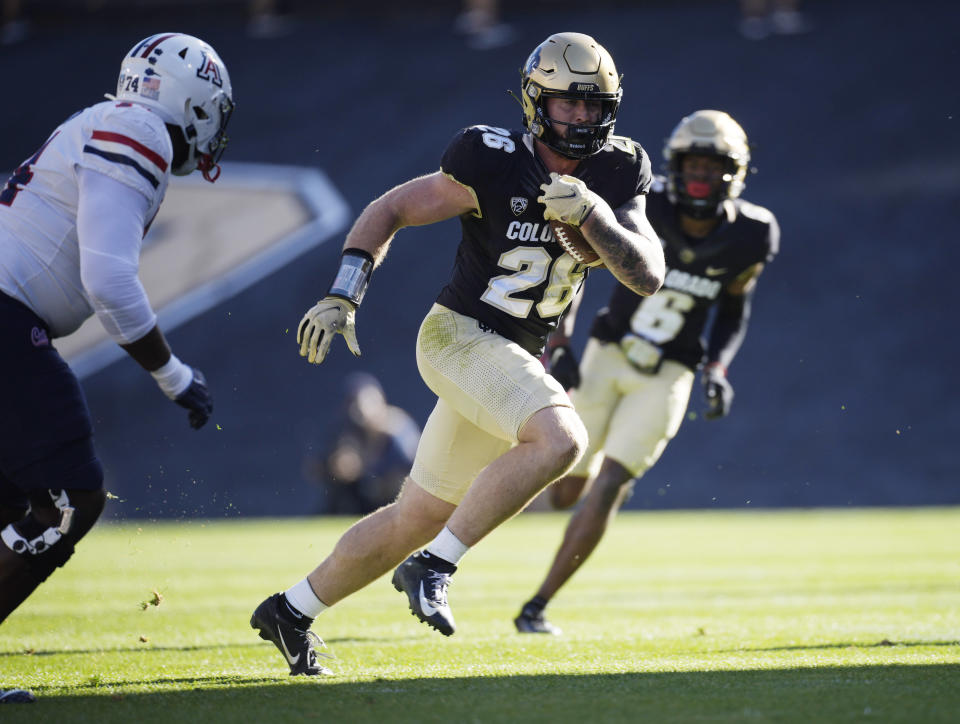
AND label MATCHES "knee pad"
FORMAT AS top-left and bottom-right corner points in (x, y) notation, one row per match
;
(1, 488), (105, 582)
